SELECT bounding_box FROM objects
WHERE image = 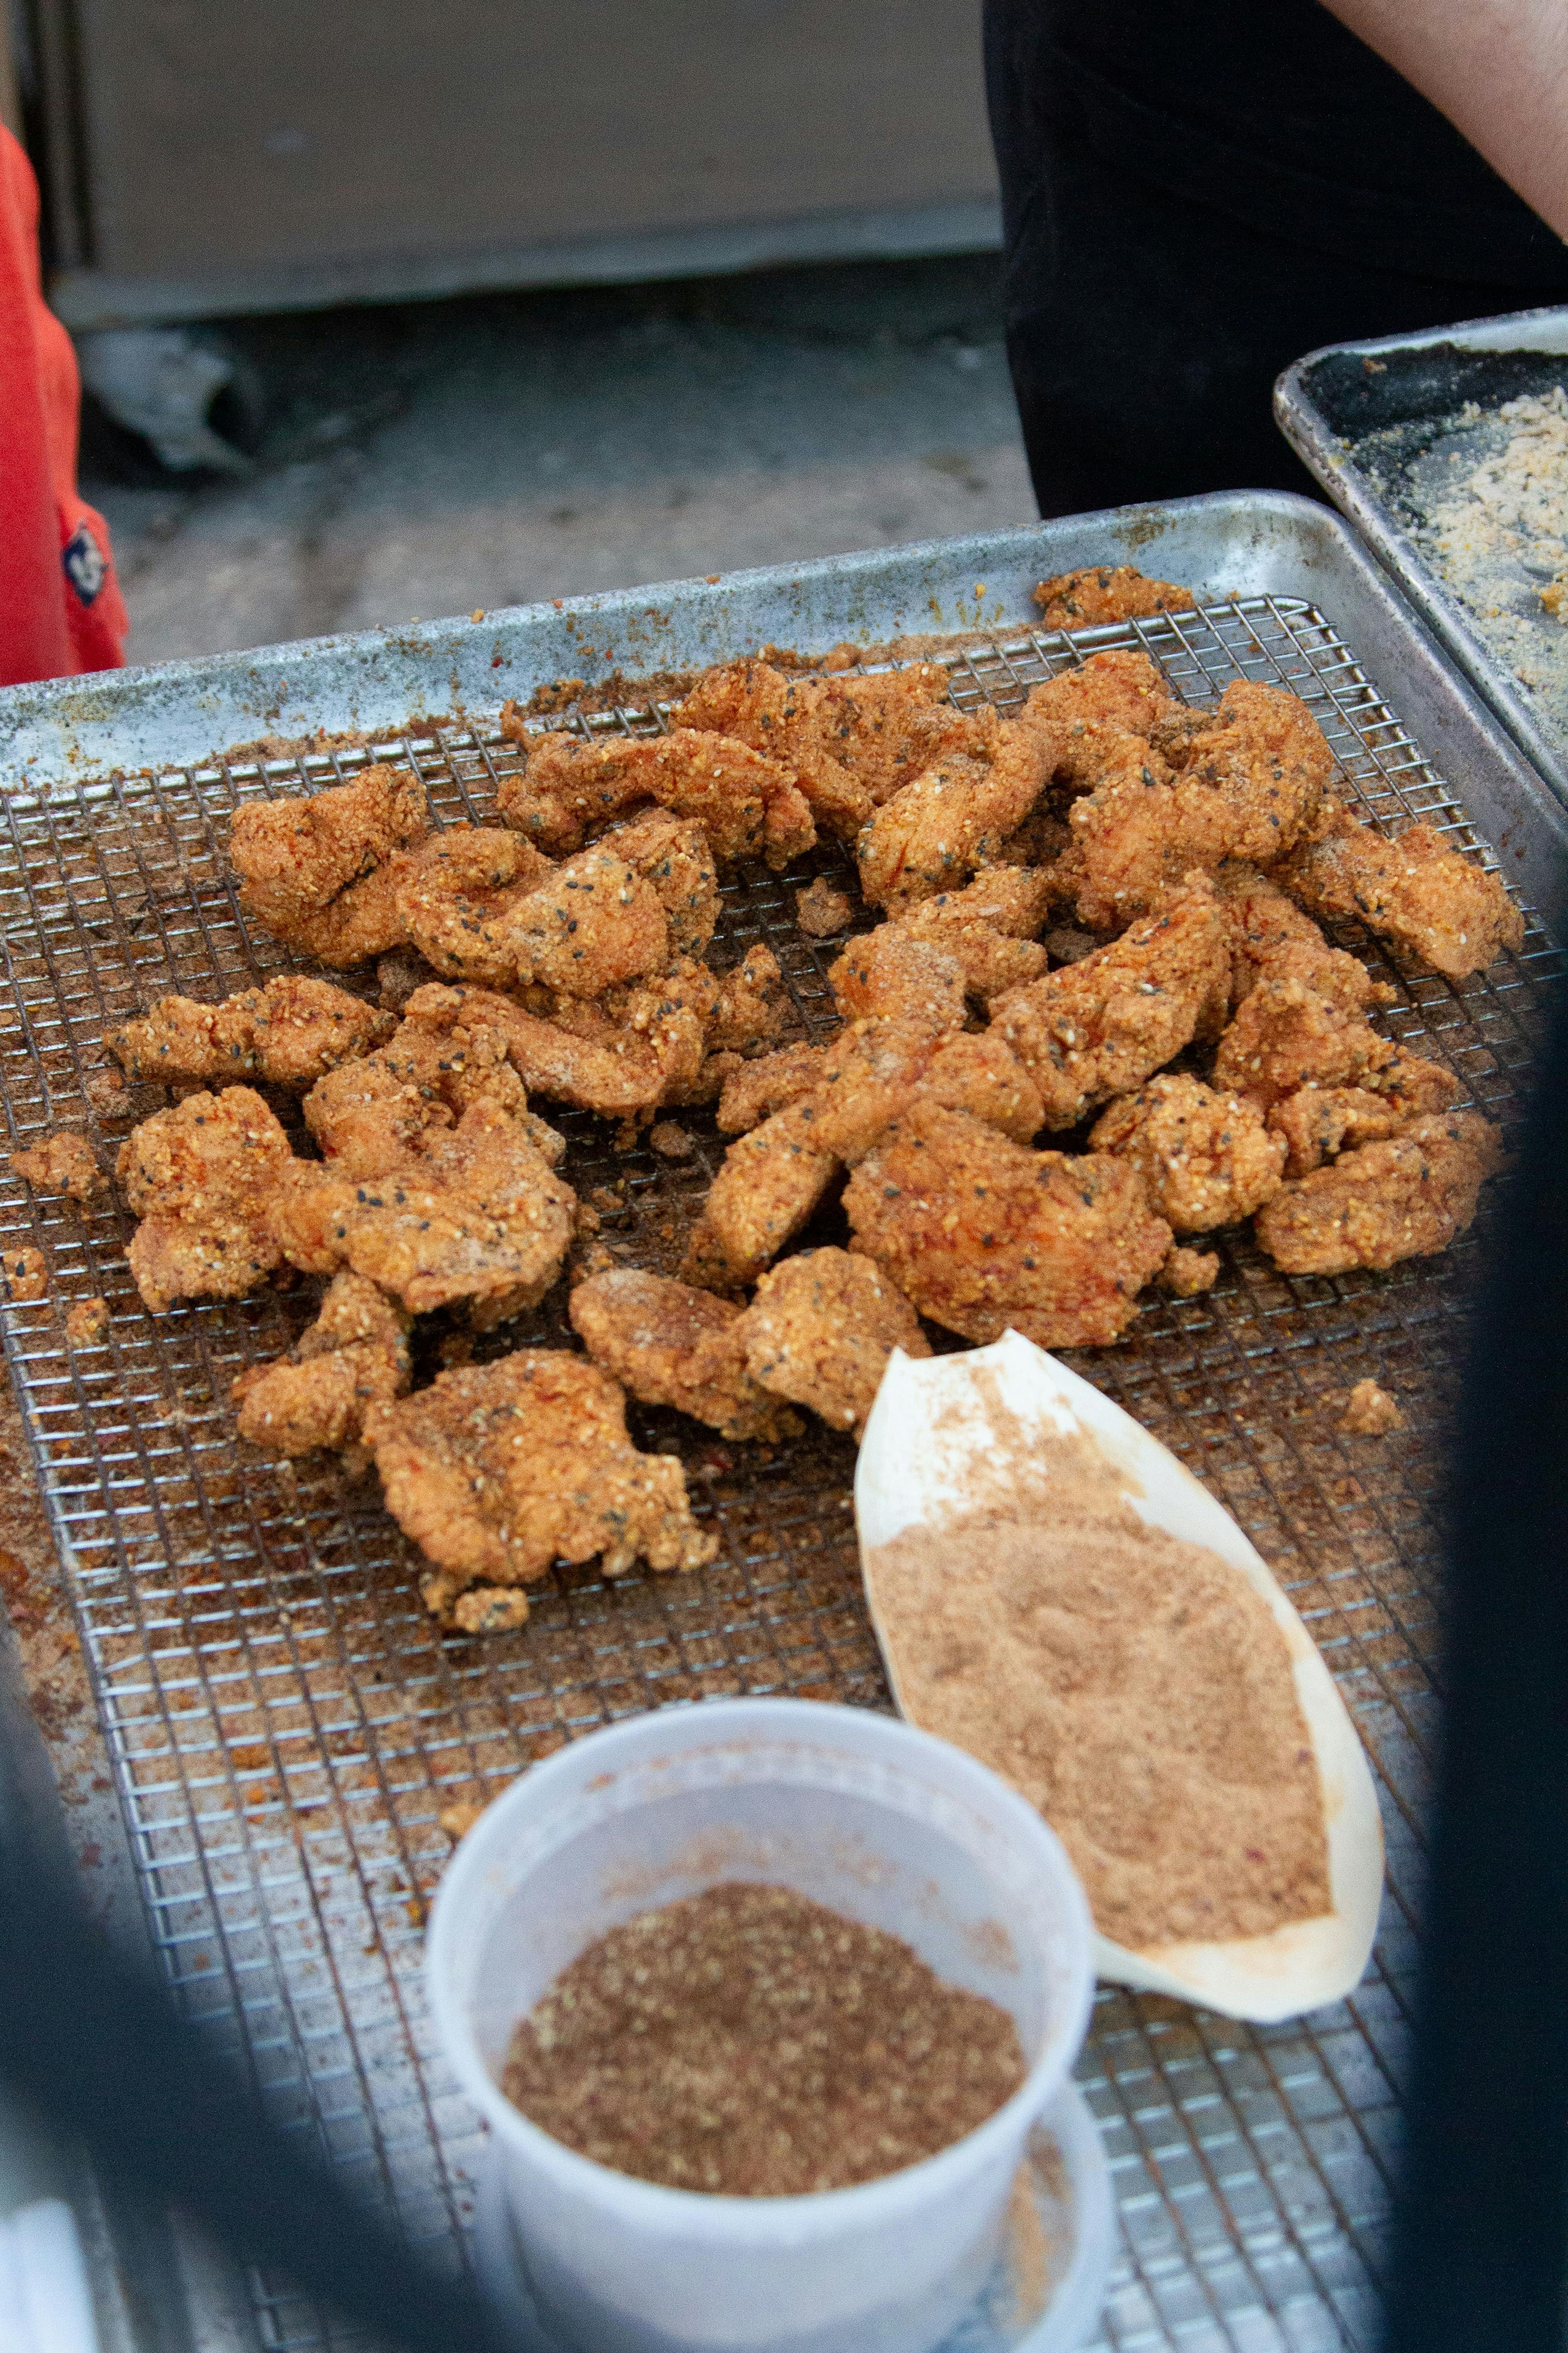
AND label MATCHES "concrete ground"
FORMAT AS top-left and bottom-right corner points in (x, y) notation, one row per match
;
(82, 254), (1036, 670)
